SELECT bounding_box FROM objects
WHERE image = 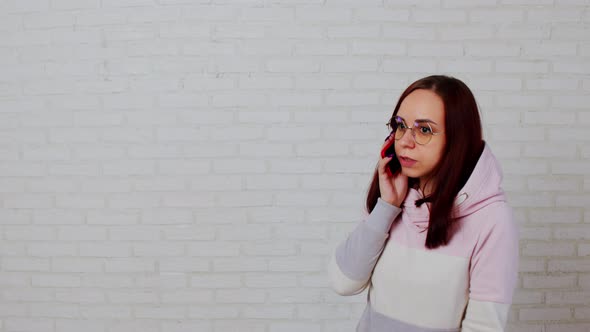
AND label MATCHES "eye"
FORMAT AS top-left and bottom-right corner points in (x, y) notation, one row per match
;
(396, 121), (408, 129)
(418, 125), (433, 134)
